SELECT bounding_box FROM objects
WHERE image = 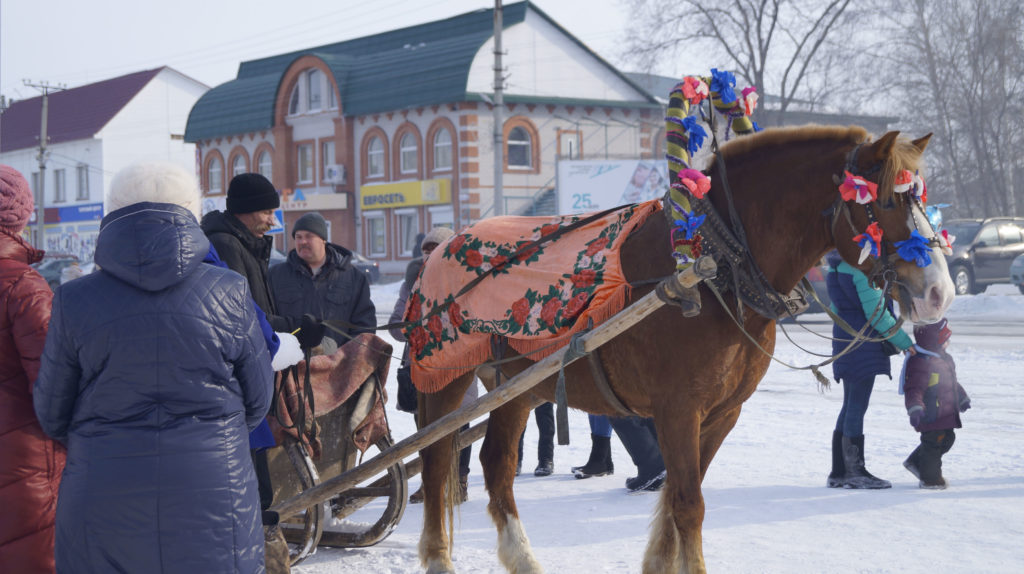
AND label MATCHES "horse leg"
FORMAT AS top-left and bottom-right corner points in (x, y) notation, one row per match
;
(418, 373), (474, 574)
(698, 406), (743, 480)
(481, 396), (544, 573)
(643, 409), (707, 574)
